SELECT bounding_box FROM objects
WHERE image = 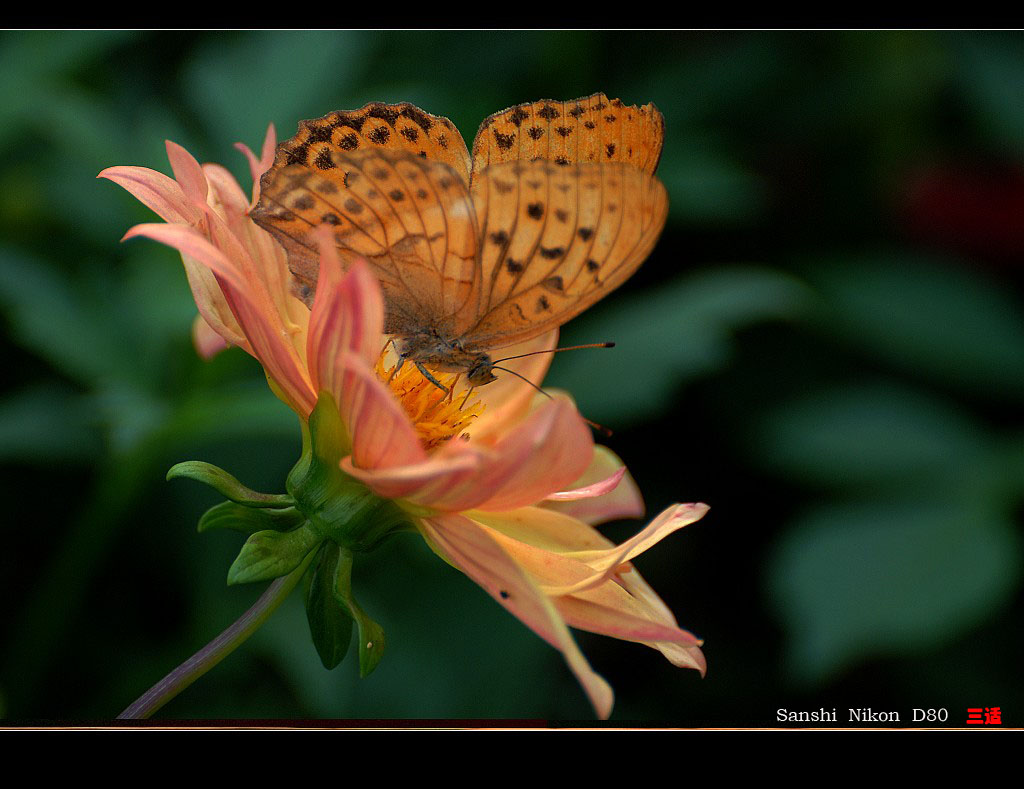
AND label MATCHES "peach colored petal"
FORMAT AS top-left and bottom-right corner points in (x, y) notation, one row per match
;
(180, 253), (249, 352)
(332, 353), (427, 469)
(470, 506), (616, 553)
(476, 504), (705, 603)
(165, 140), (209, 207)
(546, 466), (625, 501)
(615, 566), (707, 674)
(235, 123), (276, 206)
(567, 503), (709, 571)
(192, 313), (229, 359)
(307, 237), (386, 385)
(345, 397), (592, 512)
(467, 329), (559, 442)
(553, 594), (702, 646)
(202, 163), (250, 217)
(123, 223), (314, 415)
(123, 223), (245, 292)
(419, 513), (613, 719)
(98, 166), (201, 226)
(542, 445), (645, 525)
